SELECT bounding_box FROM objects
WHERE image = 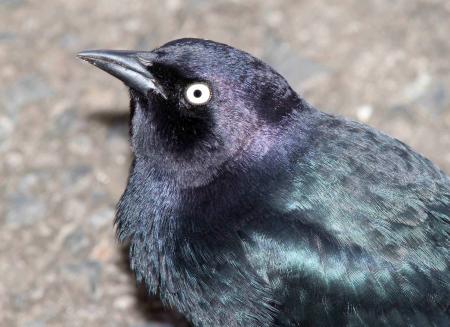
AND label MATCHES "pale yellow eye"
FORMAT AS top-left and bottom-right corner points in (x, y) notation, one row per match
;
(185, 83), (211, 105)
